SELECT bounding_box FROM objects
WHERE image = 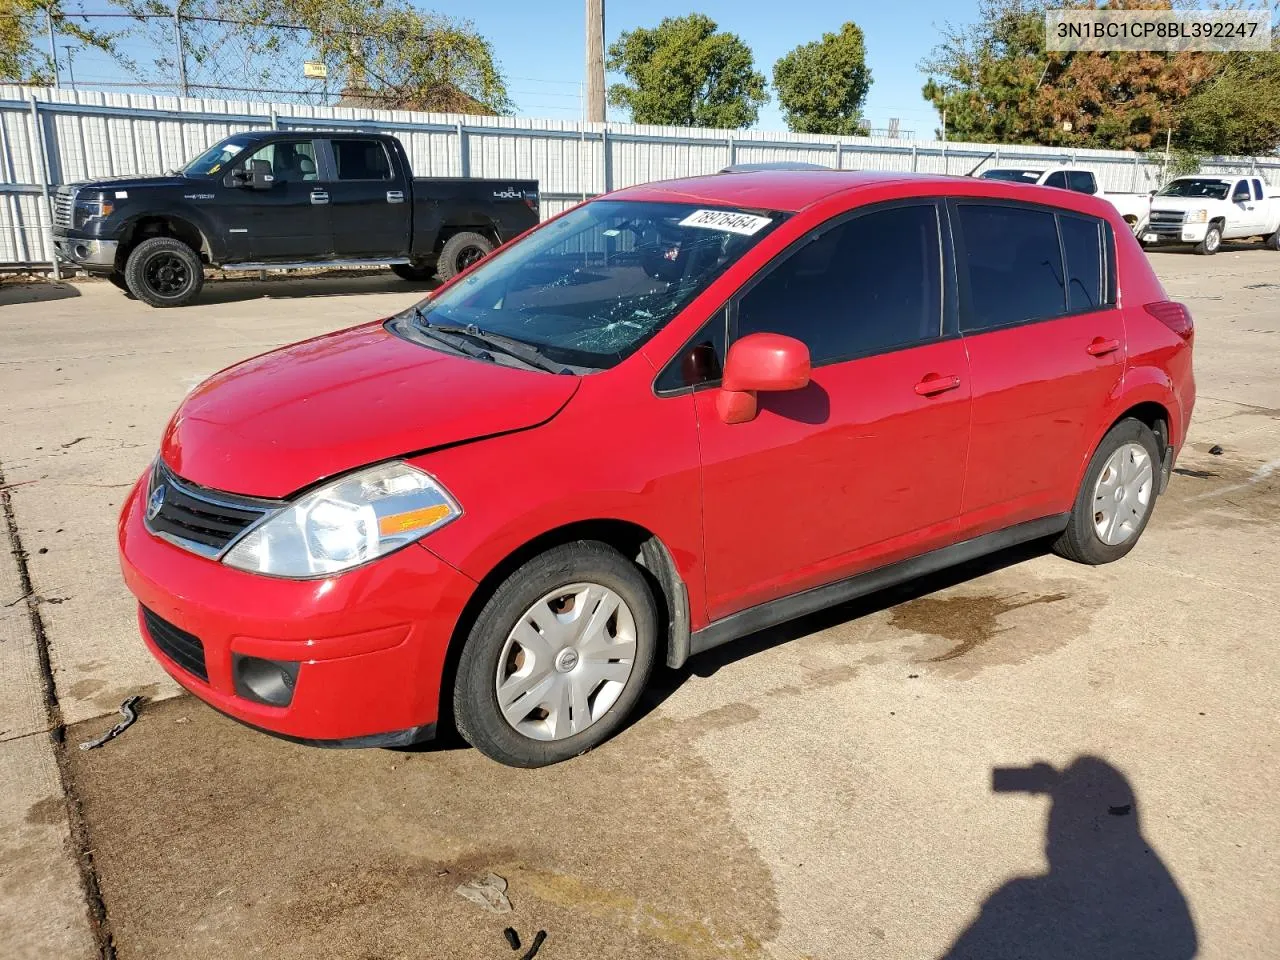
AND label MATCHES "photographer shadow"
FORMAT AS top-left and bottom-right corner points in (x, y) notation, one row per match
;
(942, 756), (1198, 960)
